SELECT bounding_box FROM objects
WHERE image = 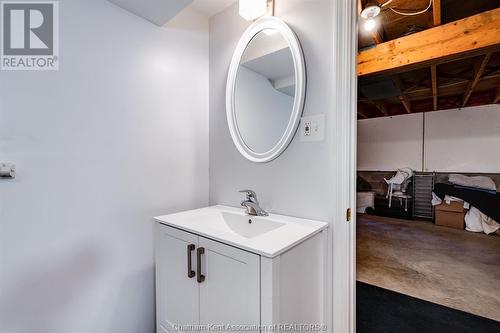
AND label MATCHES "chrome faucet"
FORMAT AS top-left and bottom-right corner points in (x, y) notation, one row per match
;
(239, 189), (269, 216)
